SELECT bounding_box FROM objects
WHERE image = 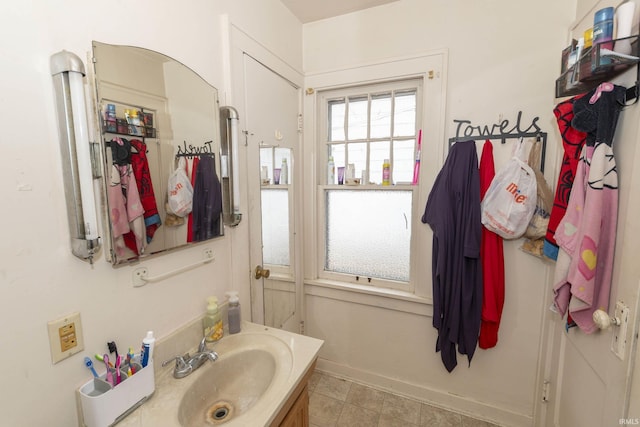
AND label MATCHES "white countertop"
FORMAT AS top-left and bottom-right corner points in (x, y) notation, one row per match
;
(113, 322), (323, 427)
